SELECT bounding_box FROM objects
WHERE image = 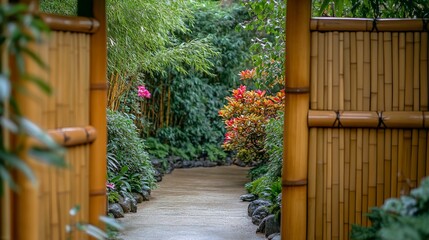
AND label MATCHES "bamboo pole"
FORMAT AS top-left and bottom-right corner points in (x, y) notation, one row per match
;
(376, 32), (385, 207)
(343, 31), (351, 240)
(419, 32), (428, 185)
(384, 32), (393, 199)
(89, 0), (107, 228)
(368, 32), (377, 219)
(308, 32), (318, 240)
(310, 18), (426, 32)
(338, 32), (345, 240)
(282, 0), (310, 239)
